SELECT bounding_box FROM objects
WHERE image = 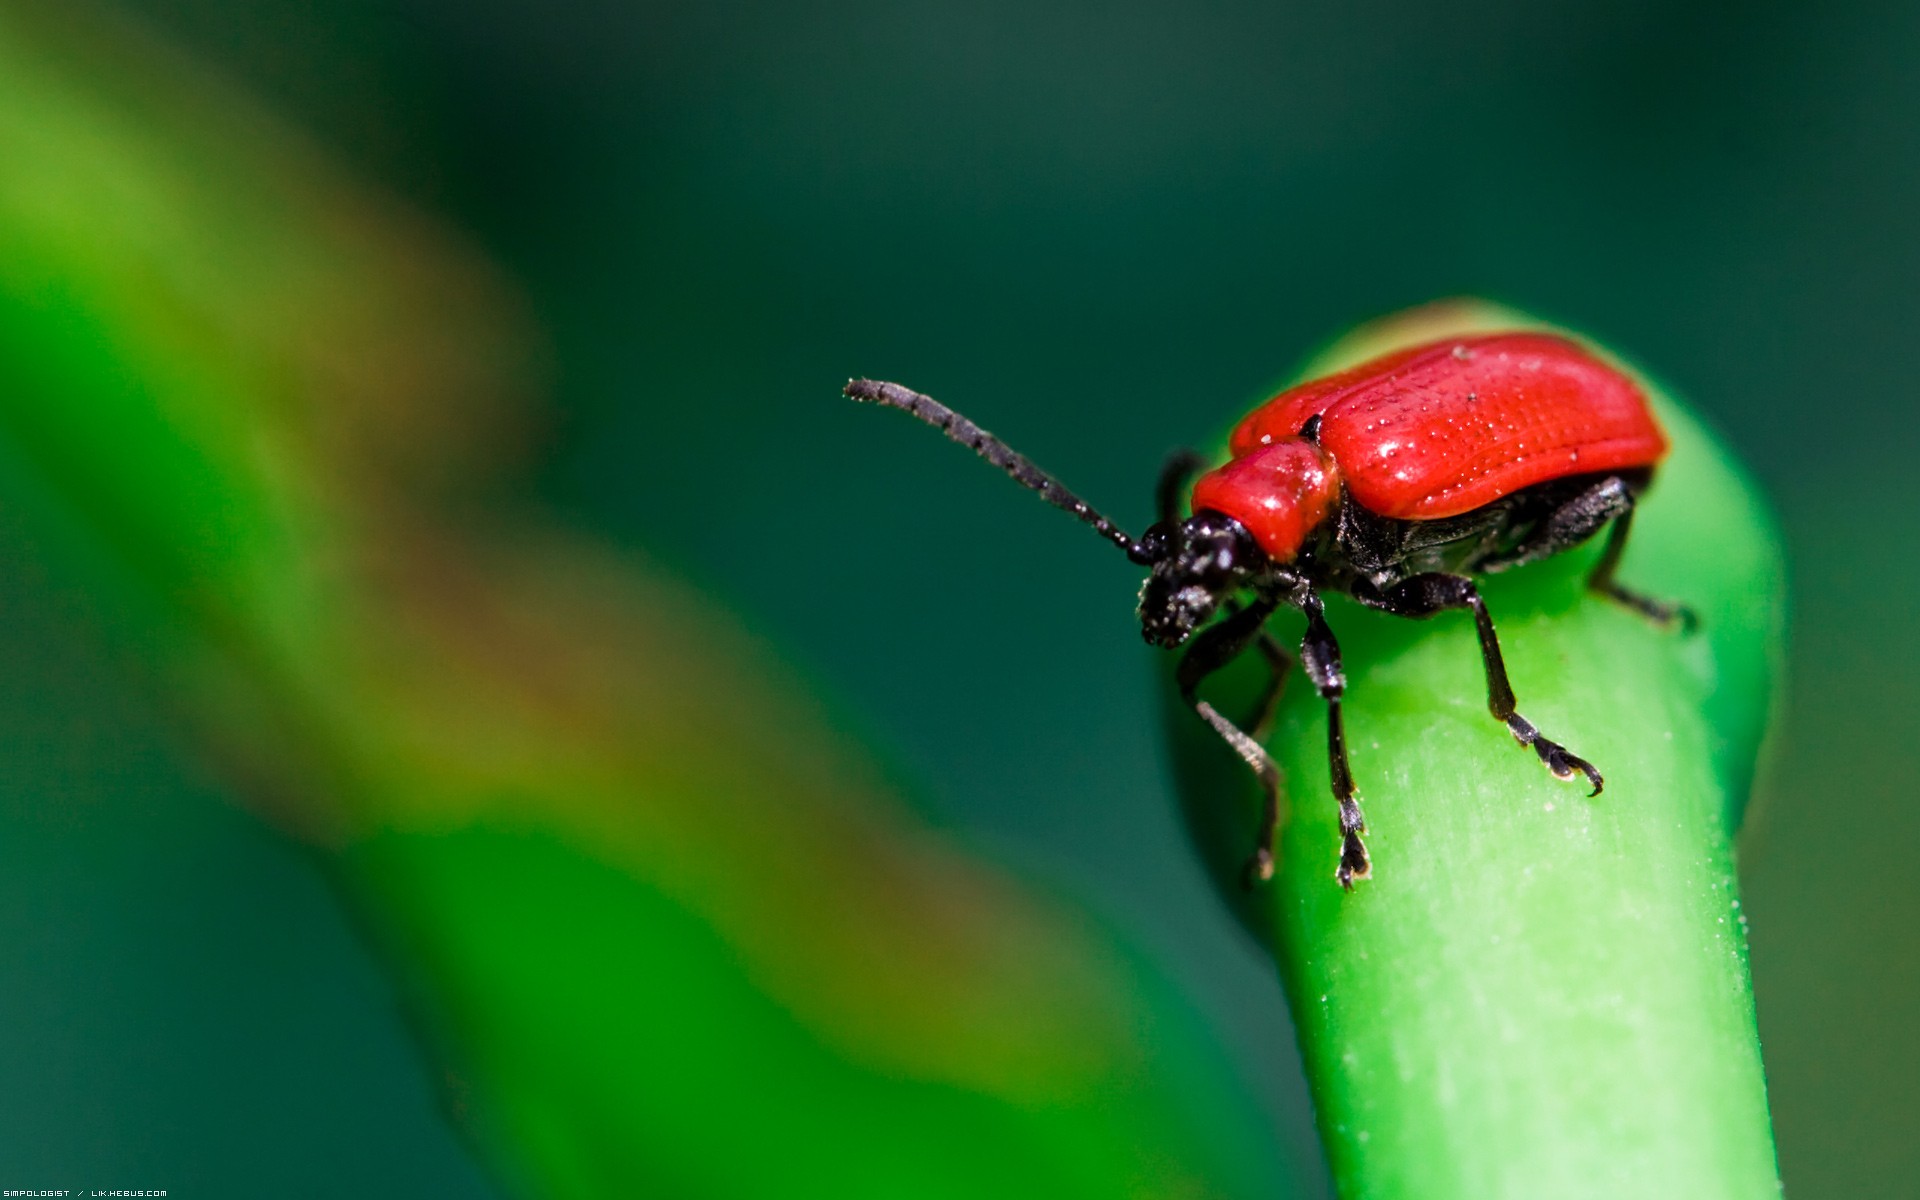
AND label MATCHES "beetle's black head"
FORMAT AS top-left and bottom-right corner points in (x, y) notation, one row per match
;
(1134, 510), (1264, 648)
